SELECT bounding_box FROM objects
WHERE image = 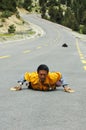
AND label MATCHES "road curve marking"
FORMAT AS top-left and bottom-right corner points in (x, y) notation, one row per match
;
(23, 50), (31, 53)
(0, 55), (10, 59)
